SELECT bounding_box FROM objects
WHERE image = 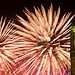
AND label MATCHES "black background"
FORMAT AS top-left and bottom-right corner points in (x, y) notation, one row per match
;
(0, 0), (75, 17)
